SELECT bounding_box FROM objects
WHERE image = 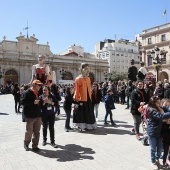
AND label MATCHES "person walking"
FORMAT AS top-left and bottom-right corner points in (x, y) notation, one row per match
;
(12, 83), (21, 113)
(39, 86), (58, 148)
(21, 80), (42, 151)
(104, 89), (116, 126)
